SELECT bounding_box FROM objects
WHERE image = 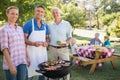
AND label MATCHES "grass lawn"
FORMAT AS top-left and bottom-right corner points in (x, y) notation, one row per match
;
(0, 35), (120, 80)
(0, 55), (4, 80)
